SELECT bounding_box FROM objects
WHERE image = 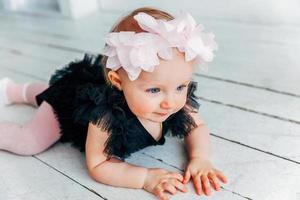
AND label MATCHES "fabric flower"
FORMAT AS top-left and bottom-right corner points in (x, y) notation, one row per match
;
(103, 12), (217, 81)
